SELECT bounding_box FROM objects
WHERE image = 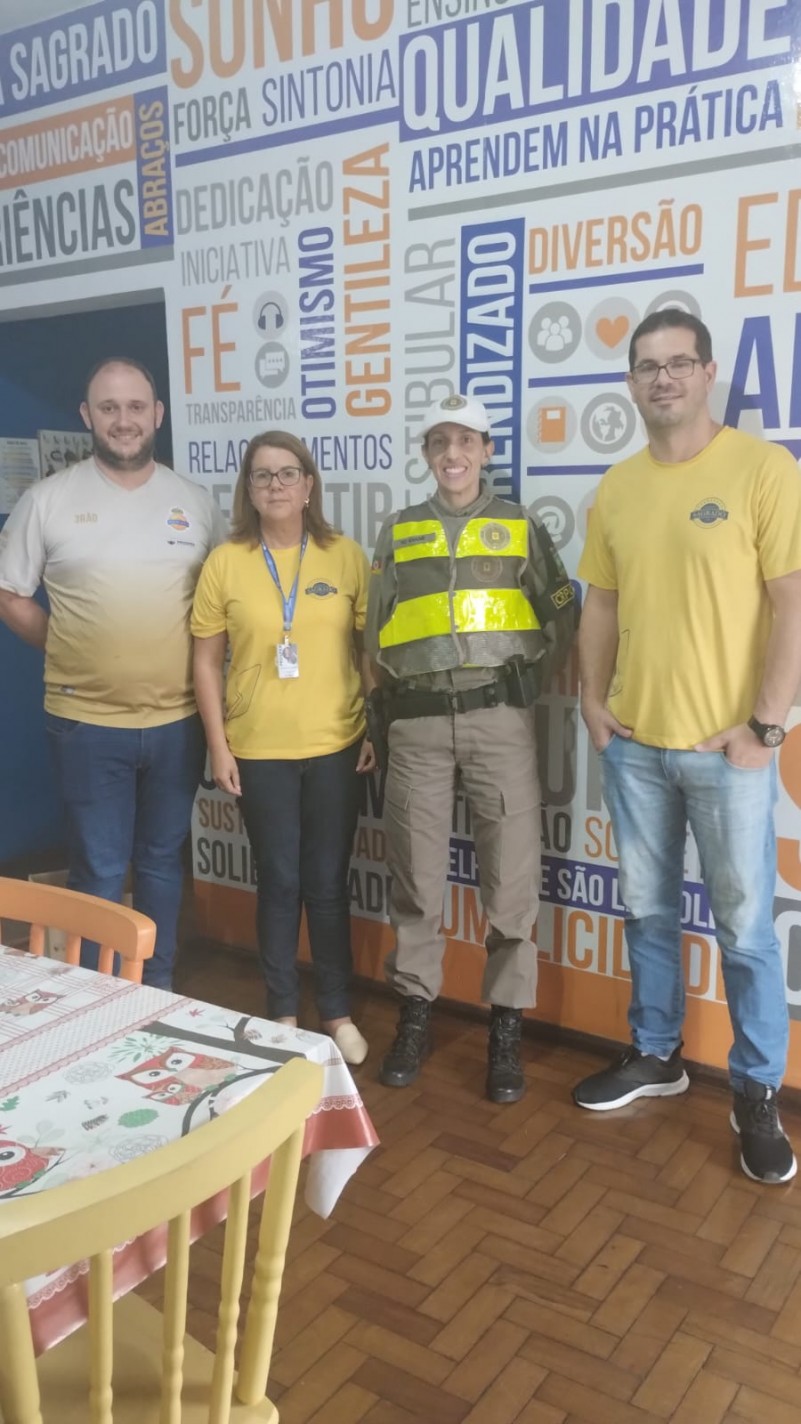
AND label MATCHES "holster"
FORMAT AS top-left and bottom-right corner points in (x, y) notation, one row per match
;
(365, 687), (389, 771)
